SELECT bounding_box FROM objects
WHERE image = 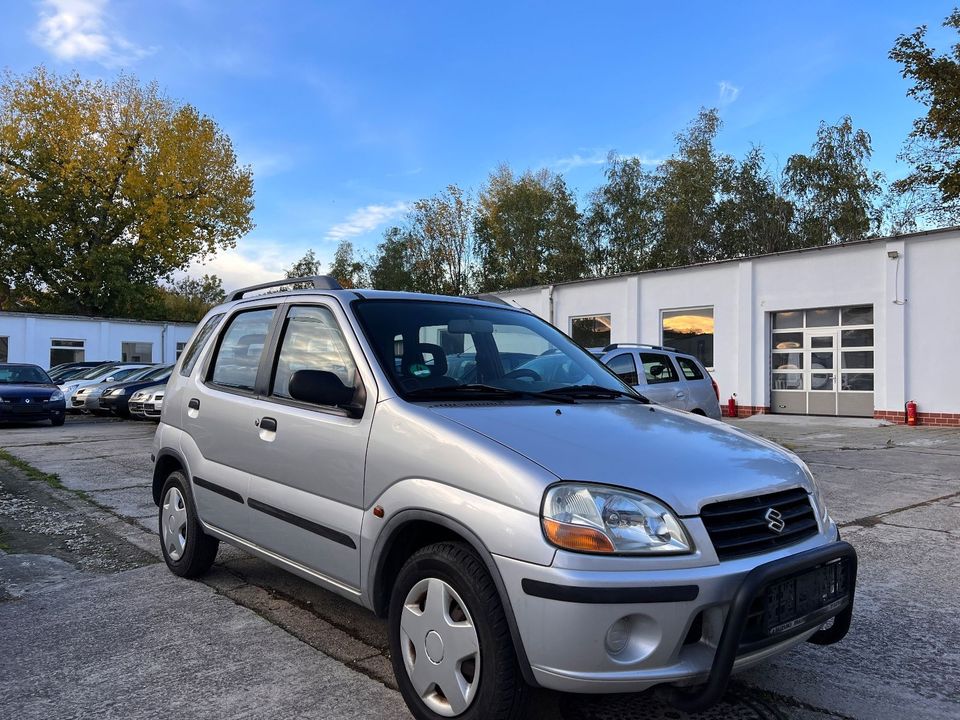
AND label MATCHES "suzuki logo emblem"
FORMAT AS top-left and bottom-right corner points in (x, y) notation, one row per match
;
(765, 508), (785, 533)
